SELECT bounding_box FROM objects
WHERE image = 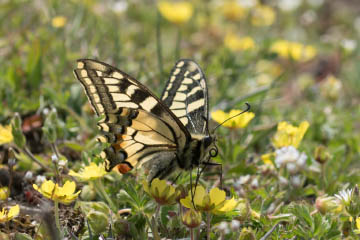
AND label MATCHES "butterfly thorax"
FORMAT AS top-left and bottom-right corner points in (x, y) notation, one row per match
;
(179, 134), (214, 170)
